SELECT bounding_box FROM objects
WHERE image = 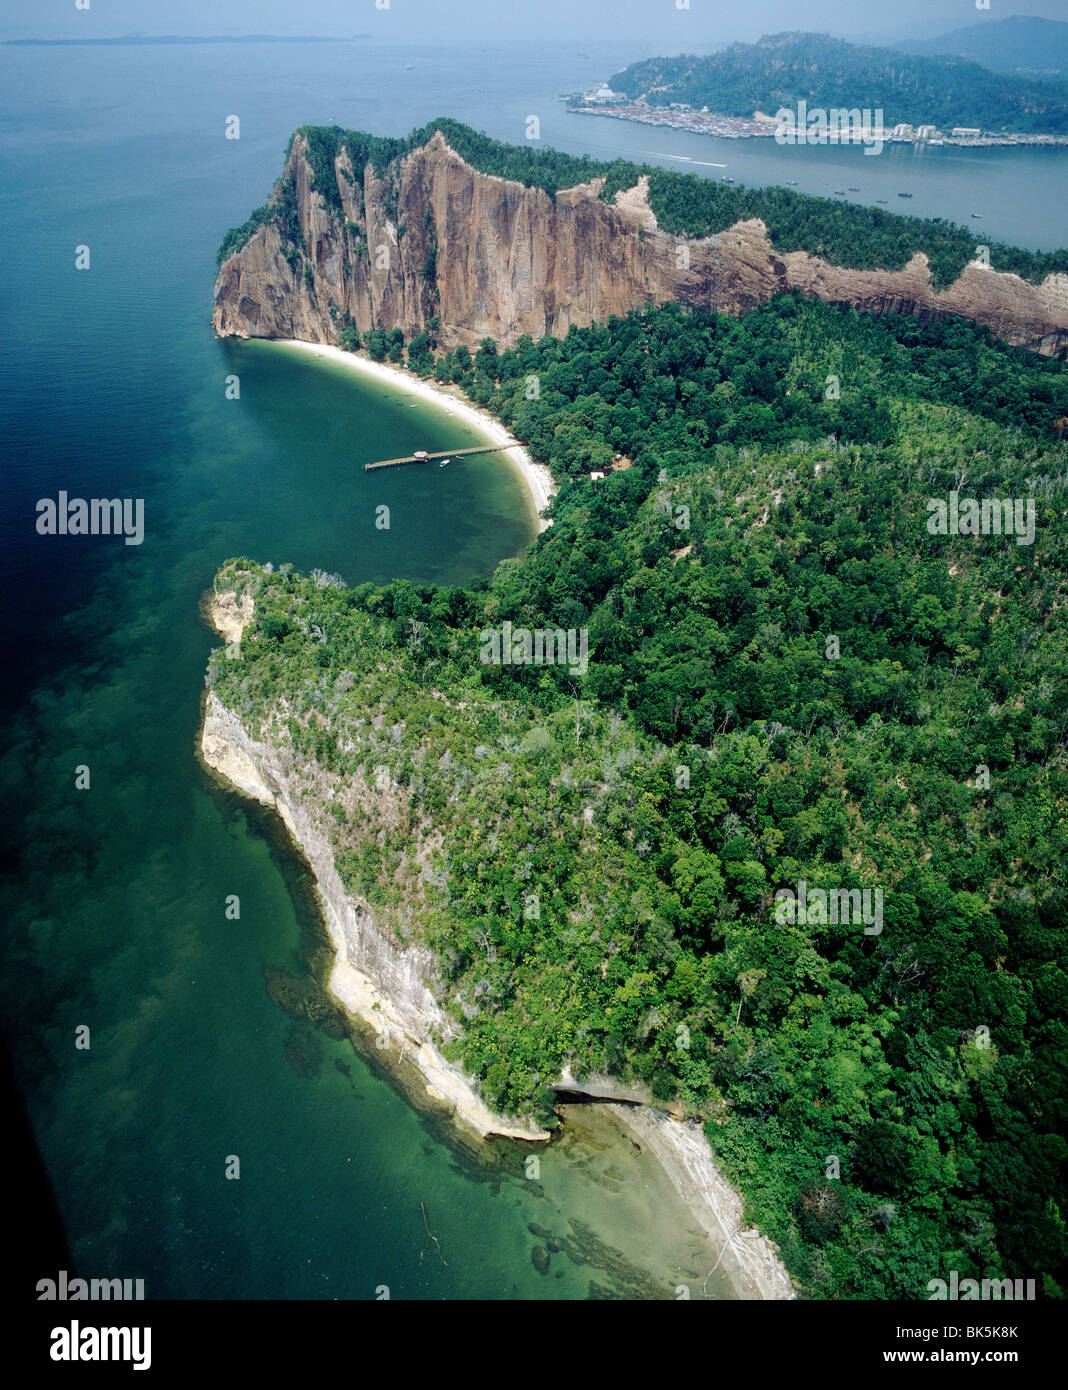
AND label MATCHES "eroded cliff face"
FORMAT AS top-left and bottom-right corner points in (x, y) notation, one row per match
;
(199, 594), (549, 1144)
(213, 130), (1068, 357)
